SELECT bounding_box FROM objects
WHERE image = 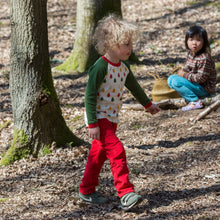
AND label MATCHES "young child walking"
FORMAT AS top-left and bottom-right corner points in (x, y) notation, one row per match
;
(79, 14), (160, 210)
(168, 25), (216, 111)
